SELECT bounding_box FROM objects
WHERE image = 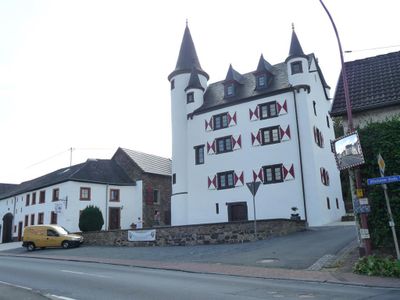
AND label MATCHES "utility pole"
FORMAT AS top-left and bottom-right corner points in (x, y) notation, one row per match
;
(319, 0), (372, 256)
